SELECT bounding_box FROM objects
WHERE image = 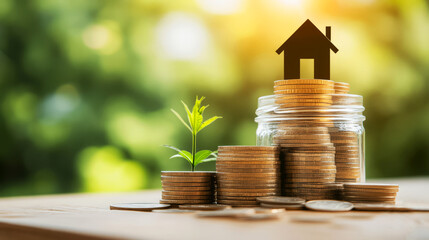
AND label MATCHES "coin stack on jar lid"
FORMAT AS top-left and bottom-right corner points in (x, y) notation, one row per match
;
(160, 171), (216, 205)
(334, 82), (350, 94)
(216, 146), (281, 207)
(342, 183), (399, 204)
